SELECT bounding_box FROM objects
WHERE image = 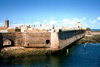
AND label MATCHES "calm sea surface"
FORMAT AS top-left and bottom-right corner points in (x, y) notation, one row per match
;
(0, 43), (100, 67)
(91, 29), (100, 31)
